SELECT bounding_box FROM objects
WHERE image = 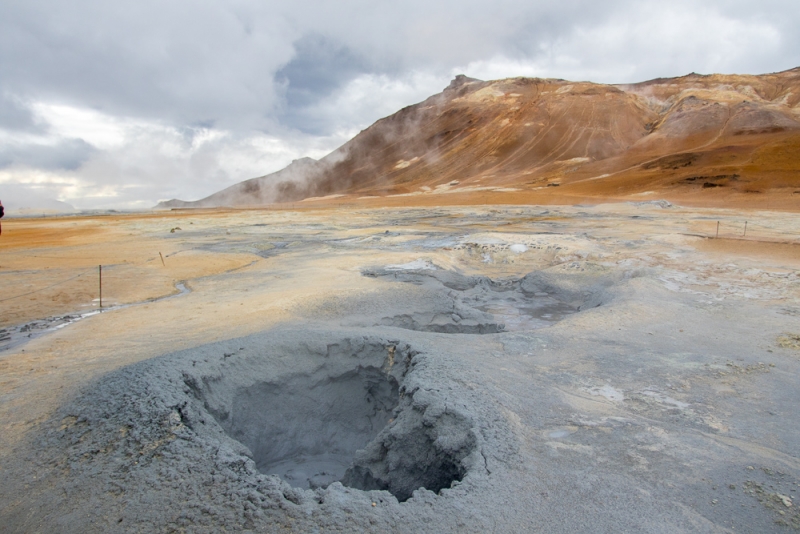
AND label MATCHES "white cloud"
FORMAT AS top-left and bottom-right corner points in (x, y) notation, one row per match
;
(0, 101), (354, 210)
(558, 3), (783, 82)
(31, 103), (135, 150)
(297, 72), (450, 132)
(456, 3), (783, 84)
